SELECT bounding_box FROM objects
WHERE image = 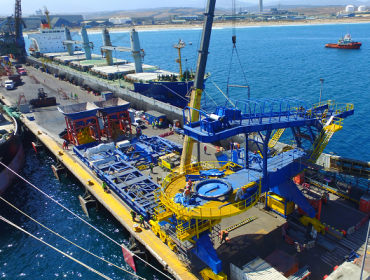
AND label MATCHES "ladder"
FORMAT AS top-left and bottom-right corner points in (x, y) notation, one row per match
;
(222, 216), (258, 233)
(308, 123), (342, 163)
(268, 128), (286, 148)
